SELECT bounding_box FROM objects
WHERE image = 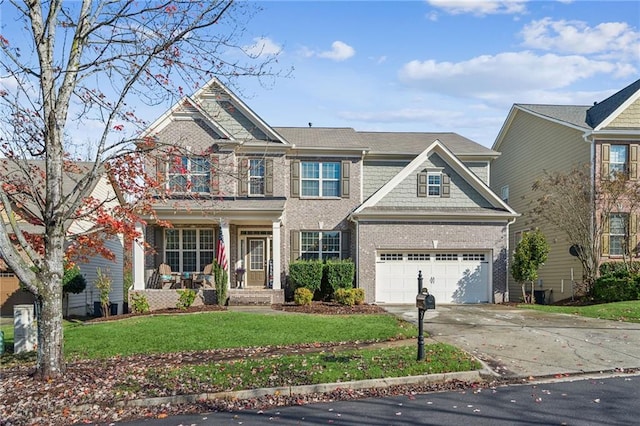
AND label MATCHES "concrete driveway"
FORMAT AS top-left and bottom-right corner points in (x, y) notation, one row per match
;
(383, 304), (640, 379)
